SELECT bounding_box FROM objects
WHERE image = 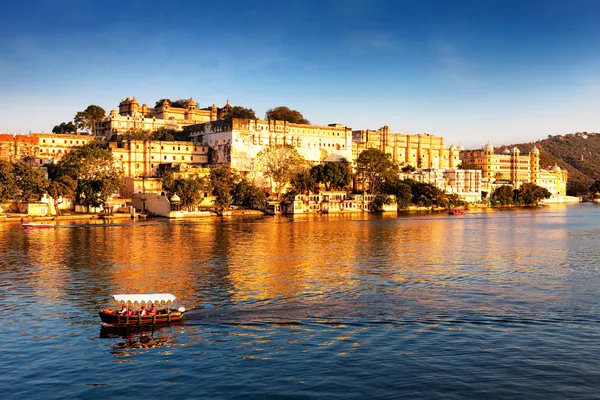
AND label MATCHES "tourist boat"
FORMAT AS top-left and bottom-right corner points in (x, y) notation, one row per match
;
(448, 208), (465, 216)
(99, 293), (186, 326)
(22, 222), (55, 229)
